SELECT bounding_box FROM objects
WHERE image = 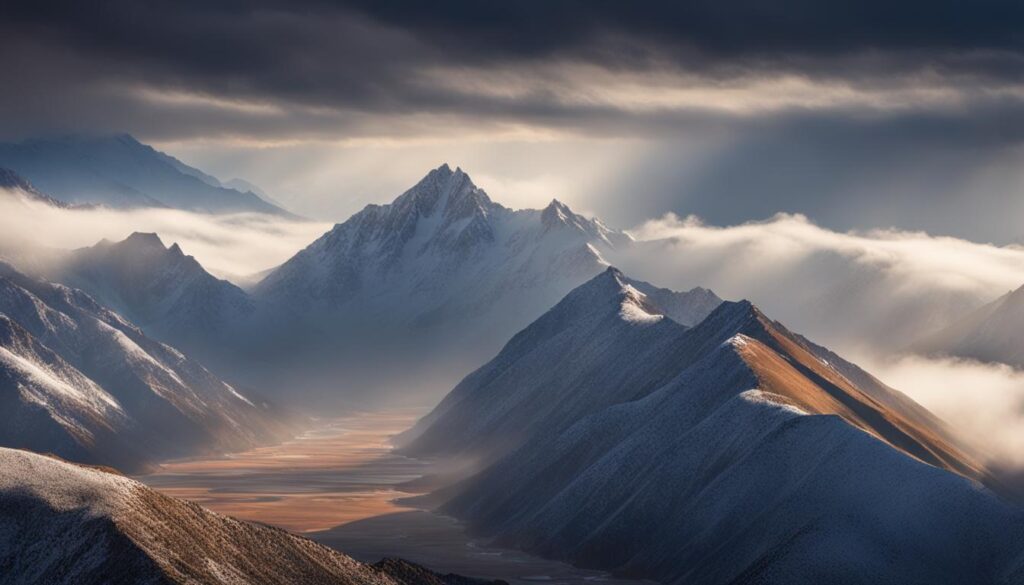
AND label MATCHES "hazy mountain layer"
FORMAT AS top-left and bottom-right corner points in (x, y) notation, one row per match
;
(915, 282), (1024, 369)
(0, 134), (291, 215)
(406, 269), (1021, 584)
(55, 232), (254, 356)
